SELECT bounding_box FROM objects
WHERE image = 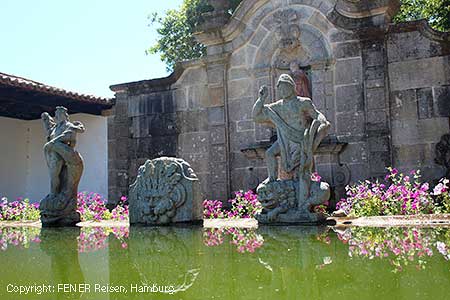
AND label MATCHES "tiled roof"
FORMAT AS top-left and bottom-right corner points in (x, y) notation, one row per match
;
(0, 72), (112, 106)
